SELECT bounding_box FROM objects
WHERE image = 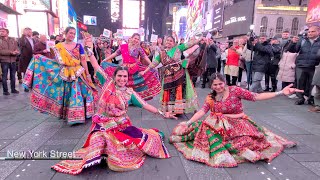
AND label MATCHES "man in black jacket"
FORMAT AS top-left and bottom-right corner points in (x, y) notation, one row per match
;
(202, 37), (217, 88)
(287, 25), (320, 105)
(265, 37), (282, 92)
(247, 35), (273, 93)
